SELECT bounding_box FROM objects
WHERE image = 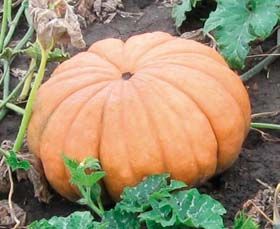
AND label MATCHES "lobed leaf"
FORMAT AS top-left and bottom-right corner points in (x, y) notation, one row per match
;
(63, 156), (105, 188)
(117, 174), (186, 213)
(5, 150), (31, 171)
(139, 189), (226, 229)
(204, 0), (280, 69)
(28, 211), (97, 229)
(102, 208), (140, 229)
(172, 0), (202, 28)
